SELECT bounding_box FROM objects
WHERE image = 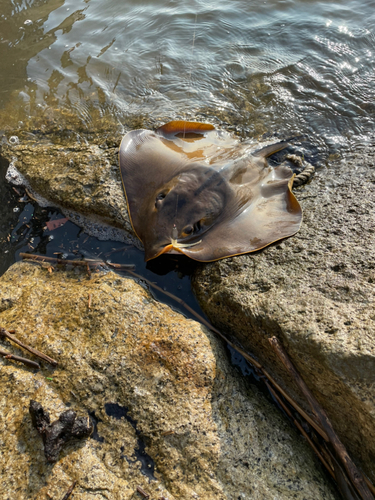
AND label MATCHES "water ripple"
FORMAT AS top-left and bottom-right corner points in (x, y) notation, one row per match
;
(0, 0), (374, 159)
